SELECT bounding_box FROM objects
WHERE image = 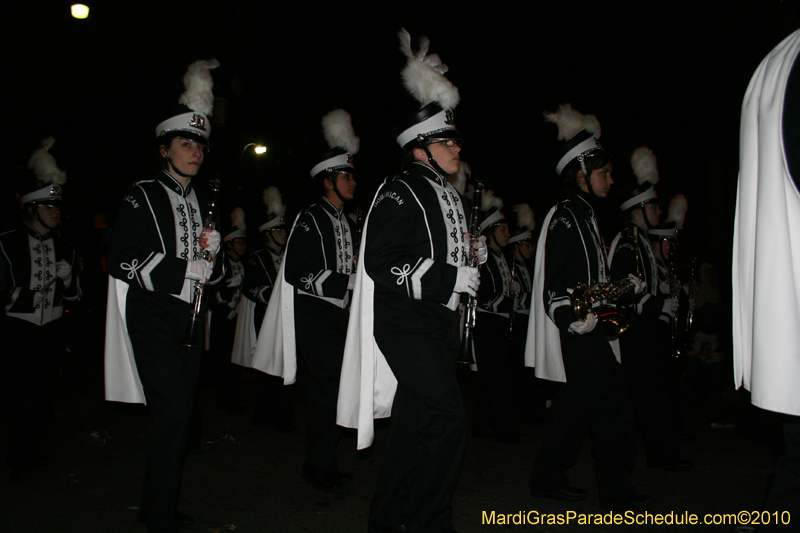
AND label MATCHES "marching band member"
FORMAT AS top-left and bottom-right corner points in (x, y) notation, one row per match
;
(104, 60), (224, 533)
(1, 137), (81, 478)
(609, 148), (691, 472)
(338, 29), (485, 533)
(236, 188), (293, 431)
(526, 104), (649, 510)
(734, 28), (800, 527)
(208, 207), (248, 412)
(262, 110), (359, 493)
(473, 194), (524, 442)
